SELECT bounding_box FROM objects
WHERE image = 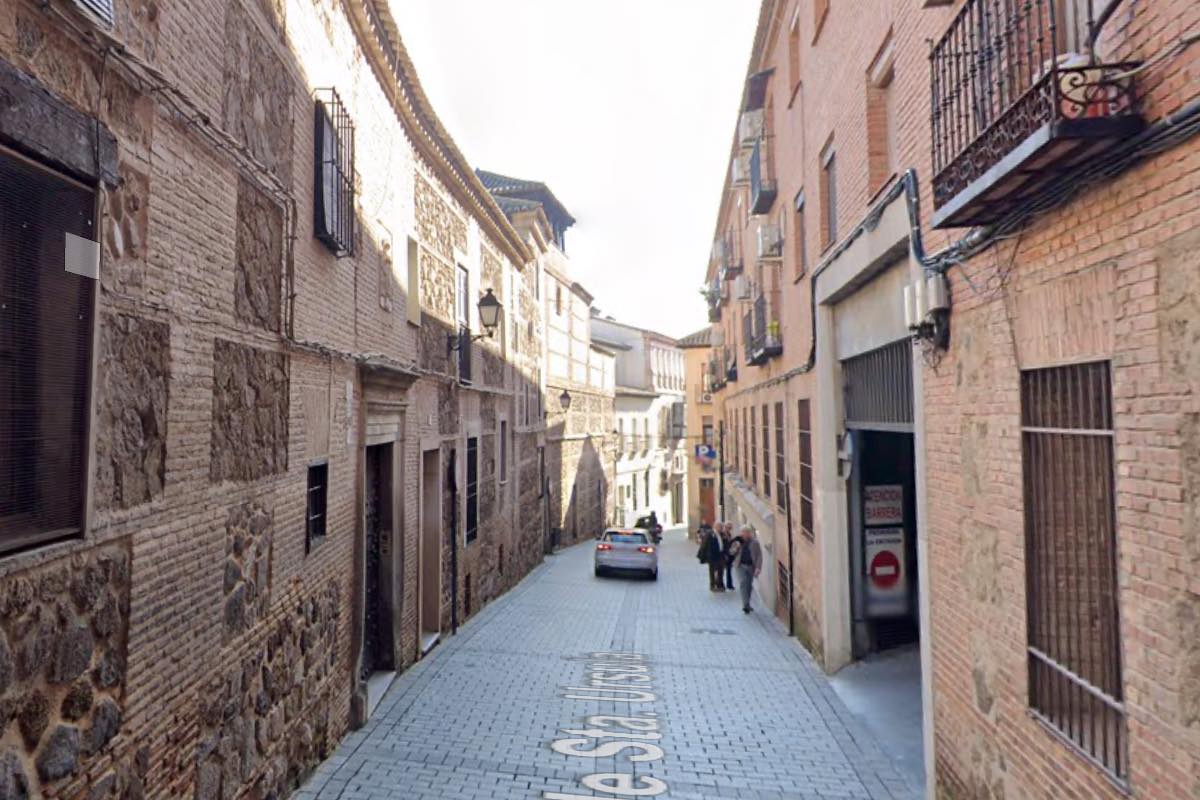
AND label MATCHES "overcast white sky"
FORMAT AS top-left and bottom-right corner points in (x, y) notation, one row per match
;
(393, 1), (759, 340)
